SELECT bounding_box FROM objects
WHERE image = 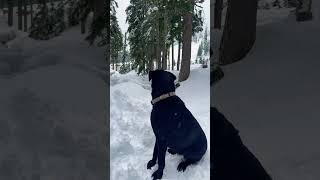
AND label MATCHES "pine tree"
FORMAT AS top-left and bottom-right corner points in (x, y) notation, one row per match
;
(126, 0), (204, 75)
(110, 0), (123, 71)
(52, 0), (66, 36)
(29, 1), (52, 40)
(29, 0), (66, 40)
